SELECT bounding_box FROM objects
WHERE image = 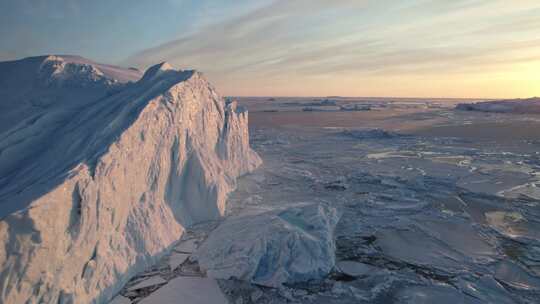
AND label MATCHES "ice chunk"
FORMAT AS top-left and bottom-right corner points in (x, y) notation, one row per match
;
(138, 277), (227, 304)
(196, 203), (340, 287)
(175, 239), (198, 253)
(340, 128), (398, 139)
(396, 284), (481, 304)
(376, 218), (496, 272)
(494, 260), (540, 290)
(486, 211), (528, 239)
(337, 261), (377, 277)
(169, 253), (190, 270)
(456, 275), (516, 304)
